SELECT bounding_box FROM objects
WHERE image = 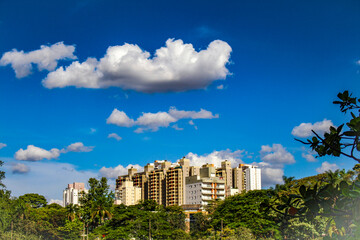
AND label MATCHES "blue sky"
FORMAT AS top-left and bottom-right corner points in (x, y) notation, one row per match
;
(0, 0), (360, 202)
